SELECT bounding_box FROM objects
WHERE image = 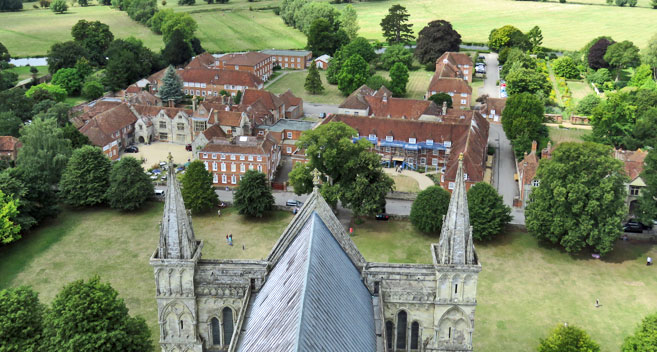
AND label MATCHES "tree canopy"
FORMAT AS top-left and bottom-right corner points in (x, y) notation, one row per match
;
(642, 33), (657, 80)
(414, 20), (461, 65)
(59, 145), (111, 207)
(106, 157), (154, 211)
(636, 150), (657, 226)
(338, 54), (370, 96)
(410, 185), (451, 234)
(341, 37), (377, 63)
(71, 20), (114, 66)
(622, 312), (657, 351)
(505, 68), (550, 96)
(306, 18), (349, 57)
(552, 56), (580, 79)
(181, 160), (219, 213)
(0, 189), (21, 245)
(304, 61), (324, 94)
(467, 182), (511, 241)
(233, 170), (275, 217)
(428, 93), (452, 109)
(380, 44), (413, 70)
(538, 324), (600, 352)
(525, 142), (627, 256)
(389, 61), (408, 97)
(289, 122), (393, 215)
(158, 65), (184, 103)
(161, 29), (194, 66)
(42, 276), (152, 352)
(47, 41), (88, 74)
(501, 92), (546, 155)
(103, 38), (159, 92)
(340, 5), (359, 40)
(488, 25), (529, 52)
(380, 4), (414, 45)
(604, 40), (641, 80)
(0, 286), (44, 351)
(588, 37), (613, 70)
